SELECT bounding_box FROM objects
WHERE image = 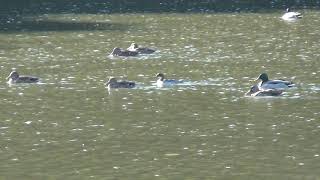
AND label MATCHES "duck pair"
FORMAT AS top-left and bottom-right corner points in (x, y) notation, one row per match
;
(6, 69), (137, 89)
(109, 43), (156, 57)
(246, 73), (294, 97)
(106, 73), (182, 89)
(5, 69), (136, 88)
